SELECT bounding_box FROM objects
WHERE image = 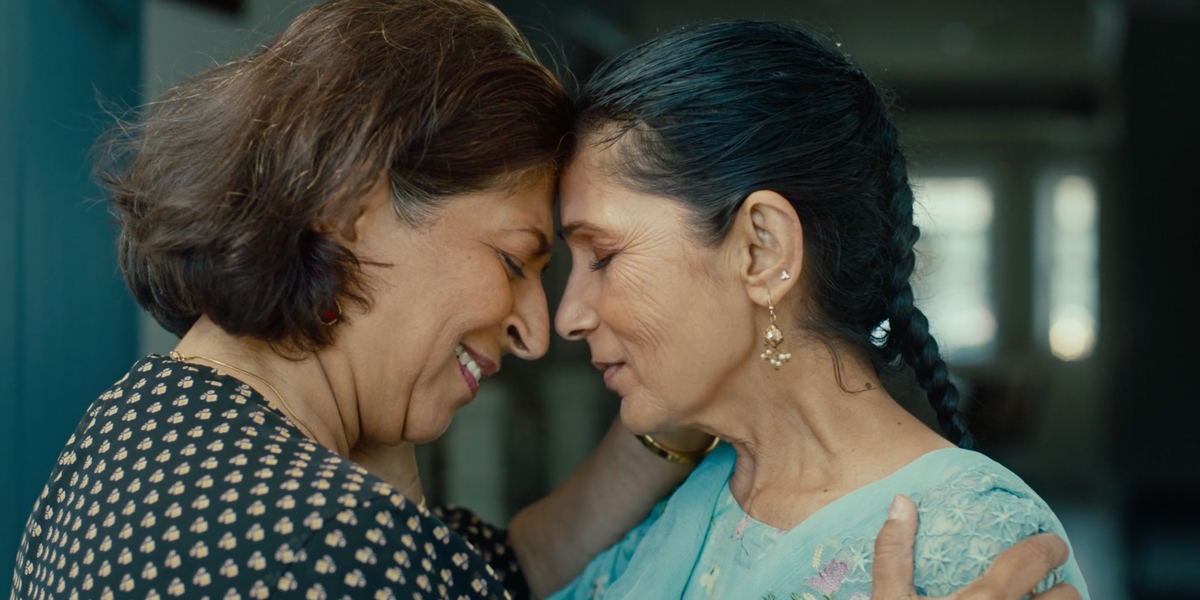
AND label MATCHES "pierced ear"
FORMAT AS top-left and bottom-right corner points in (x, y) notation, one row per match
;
(730, 190), (803, 307)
